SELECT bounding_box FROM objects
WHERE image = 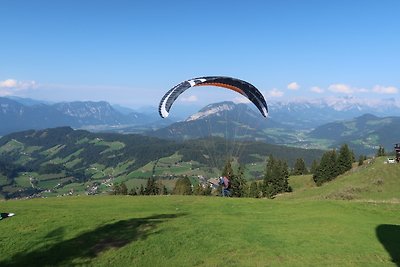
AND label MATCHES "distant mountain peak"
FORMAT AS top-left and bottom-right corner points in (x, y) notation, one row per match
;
(186, 101), (236, 121)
